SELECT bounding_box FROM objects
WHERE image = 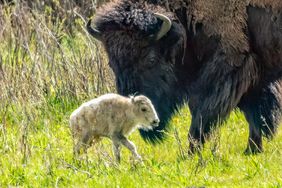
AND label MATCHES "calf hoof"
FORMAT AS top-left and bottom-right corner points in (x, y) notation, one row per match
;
(129, 155), (144, 166)
(115, 157), (121, 164)
(135, 155), (143, 162)
(131, 155), (143, 163)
